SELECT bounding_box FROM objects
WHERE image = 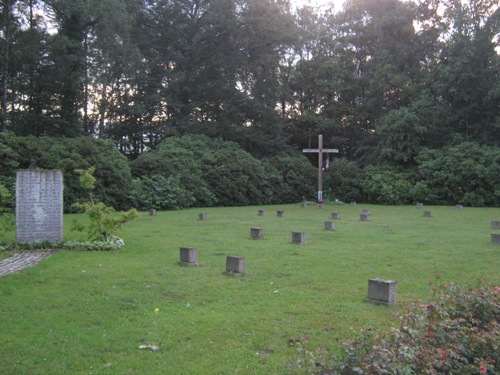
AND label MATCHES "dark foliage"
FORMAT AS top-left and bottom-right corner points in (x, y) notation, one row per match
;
(0, 133), (132, 211)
